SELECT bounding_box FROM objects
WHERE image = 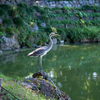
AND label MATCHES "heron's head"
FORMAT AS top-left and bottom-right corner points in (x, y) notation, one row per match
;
(49, 32), (60, 37)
